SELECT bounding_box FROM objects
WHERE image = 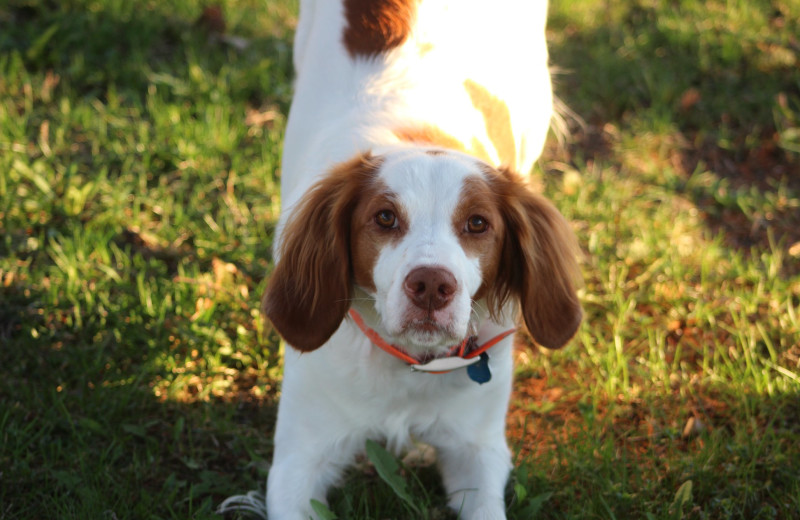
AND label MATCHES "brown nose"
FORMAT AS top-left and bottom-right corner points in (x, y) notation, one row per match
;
(403, 266), (457, 311)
